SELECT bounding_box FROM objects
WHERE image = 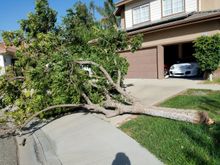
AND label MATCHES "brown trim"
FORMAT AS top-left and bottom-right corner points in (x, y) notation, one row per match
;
(120, 6), (126, 30)
(128, 13), (220, 35)
(116, 0), (134, 7)
(157, 45), (164, 79)
(156, 46), (159, 78)
(124, 7), (126, 30)
(161, 0), (186, 18)
(132, 3), (151, 26)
